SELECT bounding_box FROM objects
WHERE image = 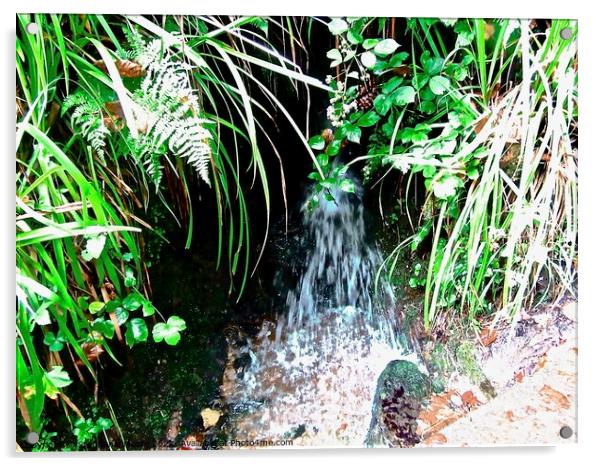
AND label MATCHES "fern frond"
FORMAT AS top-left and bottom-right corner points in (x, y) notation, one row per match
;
(127, 33), (214, 188)
(63, 92), (109, 163)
